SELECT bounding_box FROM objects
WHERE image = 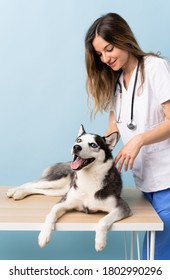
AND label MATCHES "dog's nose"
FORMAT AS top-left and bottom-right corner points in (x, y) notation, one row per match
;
(73, 145), (82, 153)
